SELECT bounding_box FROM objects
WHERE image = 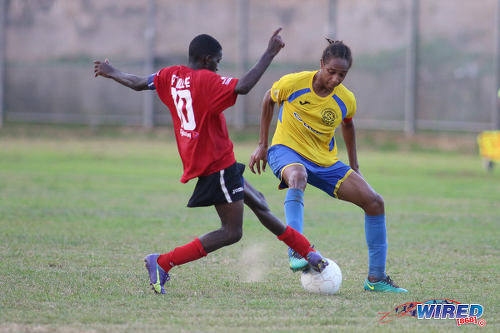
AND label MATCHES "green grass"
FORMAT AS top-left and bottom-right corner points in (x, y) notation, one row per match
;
(0, 128), (499, 332)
